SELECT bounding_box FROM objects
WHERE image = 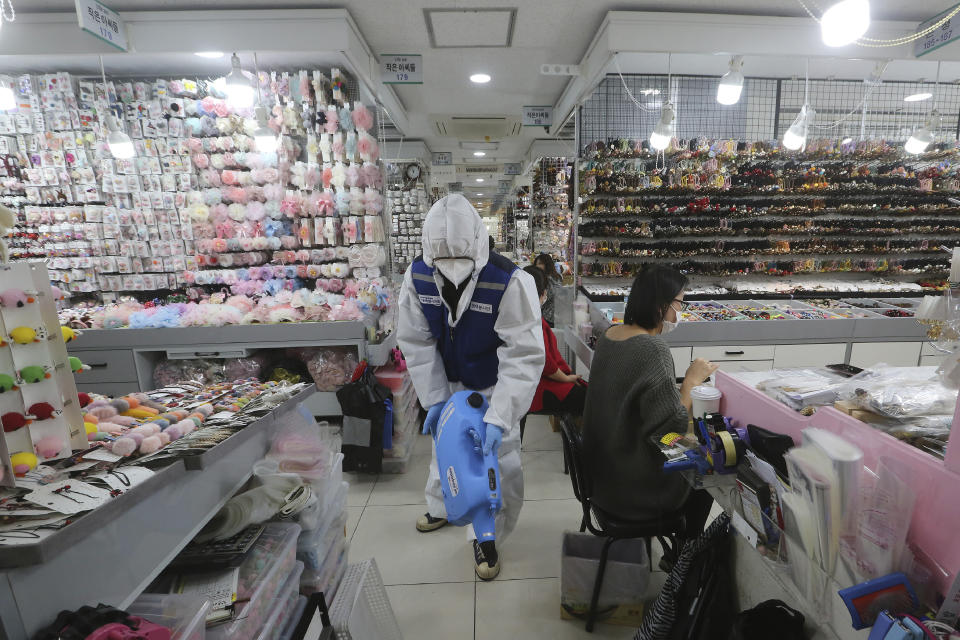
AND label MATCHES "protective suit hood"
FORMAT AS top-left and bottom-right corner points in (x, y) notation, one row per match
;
(421, 194), (489, 276)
